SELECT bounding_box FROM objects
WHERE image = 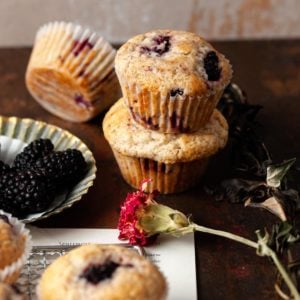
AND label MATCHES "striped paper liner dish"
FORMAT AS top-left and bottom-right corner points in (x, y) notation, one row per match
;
(0, 116), (96, 223)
